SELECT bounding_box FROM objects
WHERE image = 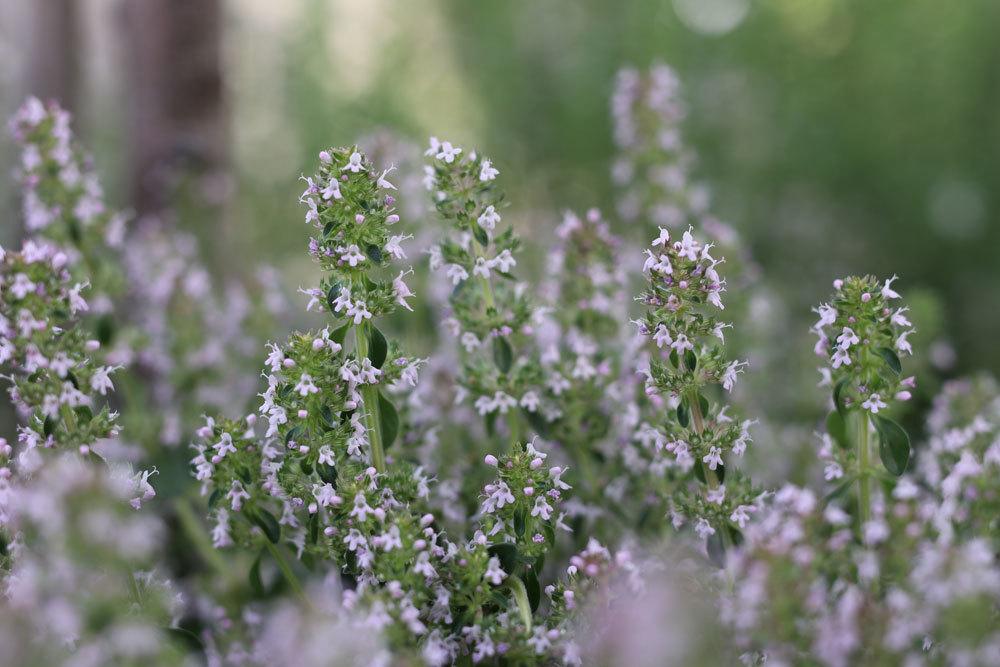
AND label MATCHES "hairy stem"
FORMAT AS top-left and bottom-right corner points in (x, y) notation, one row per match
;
(265, 539), (306, 601)
(354, 320), (386, 473)
(507, 574), (533, 631)
(857, 411), (871, 529)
